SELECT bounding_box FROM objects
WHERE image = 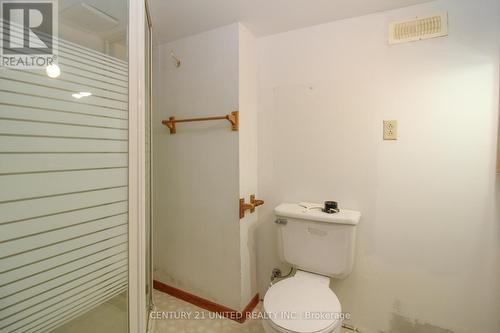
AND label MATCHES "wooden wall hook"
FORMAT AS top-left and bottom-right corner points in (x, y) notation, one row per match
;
(250, 194), (264, 213)
(239, 194), (264, 219)
(239, 198), (254, 219)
